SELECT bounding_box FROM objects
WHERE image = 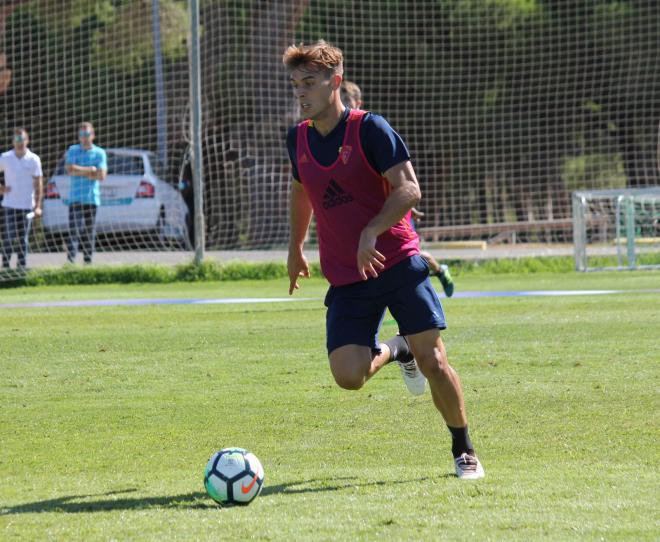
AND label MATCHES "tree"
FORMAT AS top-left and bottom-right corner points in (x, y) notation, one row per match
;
(1, 0), (189, 178)
(91, 0), (188, 73)
(586, 1), (660, 187)
(196, 0), (309, 248)
(0, 0), (29, 94)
